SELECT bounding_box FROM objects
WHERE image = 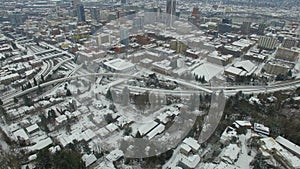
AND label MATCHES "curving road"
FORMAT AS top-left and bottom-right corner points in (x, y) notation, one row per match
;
(2, 71), (300, 105)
